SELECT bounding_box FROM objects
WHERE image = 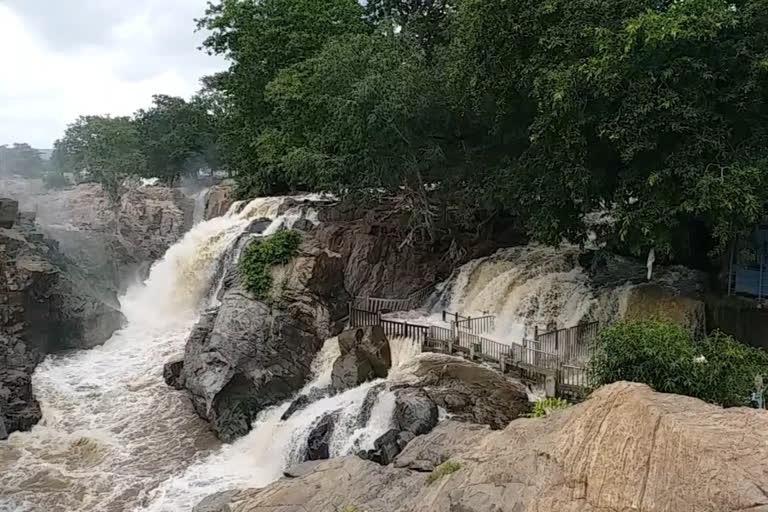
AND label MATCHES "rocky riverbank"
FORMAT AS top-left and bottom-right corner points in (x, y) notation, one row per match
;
(195, 381), (768, 512)
(0, 199), (124, 438)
